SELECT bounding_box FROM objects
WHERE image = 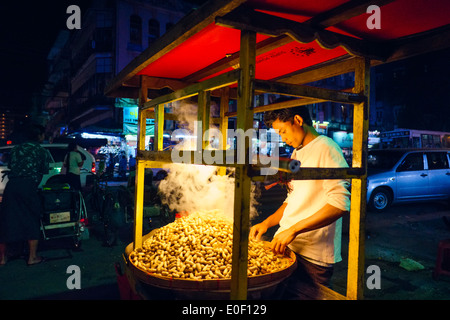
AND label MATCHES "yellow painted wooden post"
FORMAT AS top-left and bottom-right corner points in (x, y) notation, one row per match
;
(230, 30), (256, 300)
(198, 90), (211, 149)
(218, 87), (229, 176)
(154, 104), (164, 151)
(347, 57), (370, 300)
(134, 76), (148, 249)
